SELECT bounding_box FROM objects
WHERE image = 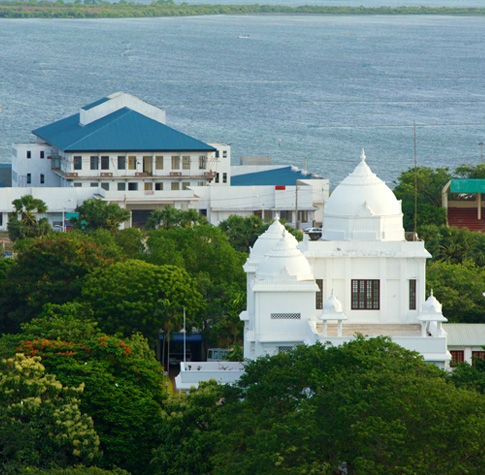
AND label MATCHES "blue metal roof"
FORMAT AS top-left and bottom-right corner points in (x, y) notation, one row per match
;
(231, 166), (319, 186)
(33, 108), (216, 153)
